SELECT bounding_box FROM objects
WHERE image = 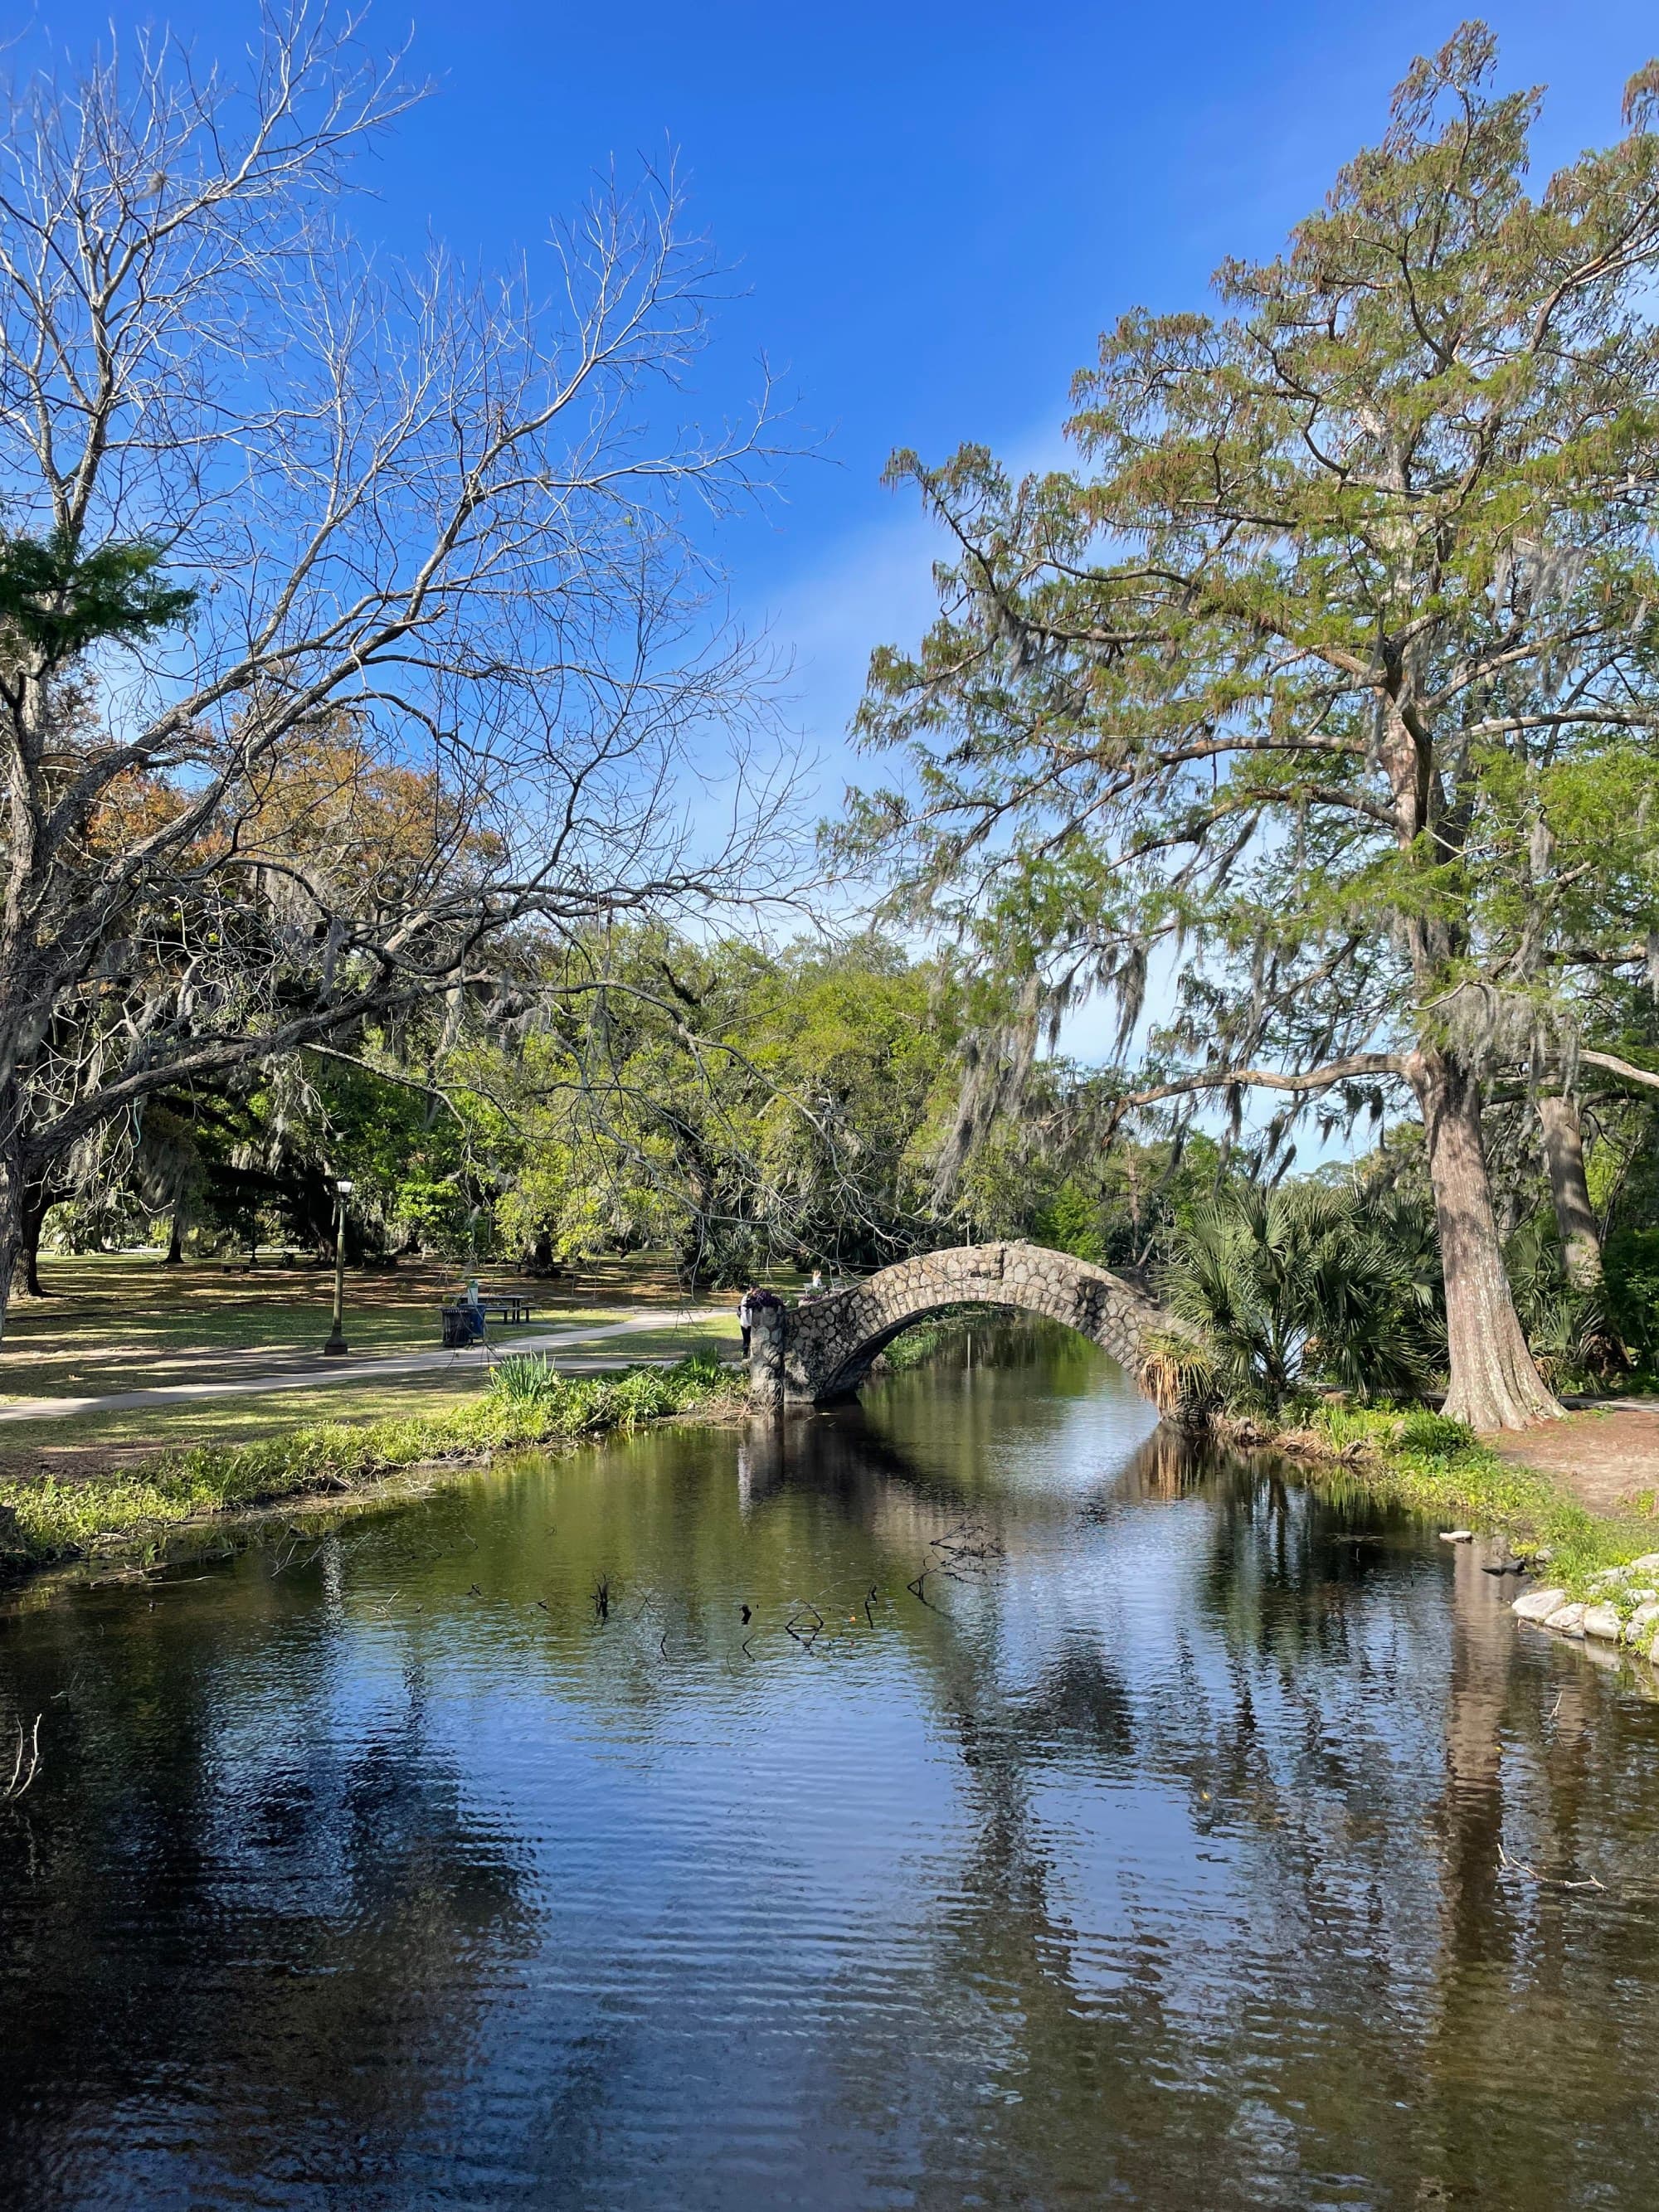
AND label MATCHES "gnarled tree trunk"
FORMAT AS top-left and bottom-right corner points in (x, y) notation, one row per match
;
(1537, 1093), (1603, 1290)
(1408, 1050), (1561, 1431)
